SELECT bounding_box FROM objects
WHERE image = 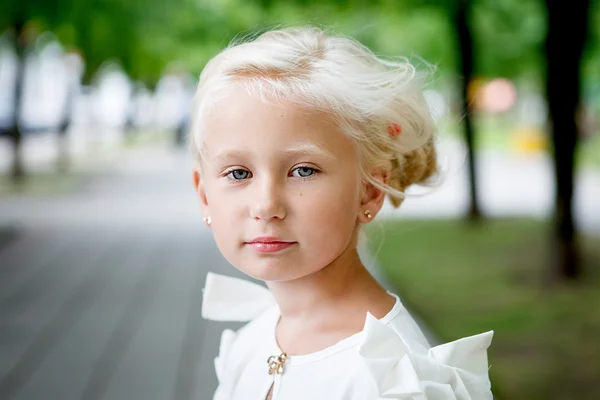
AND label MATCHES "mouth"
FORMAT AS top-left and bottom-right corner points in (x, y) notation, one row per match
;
(244, 237), (297, 253)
